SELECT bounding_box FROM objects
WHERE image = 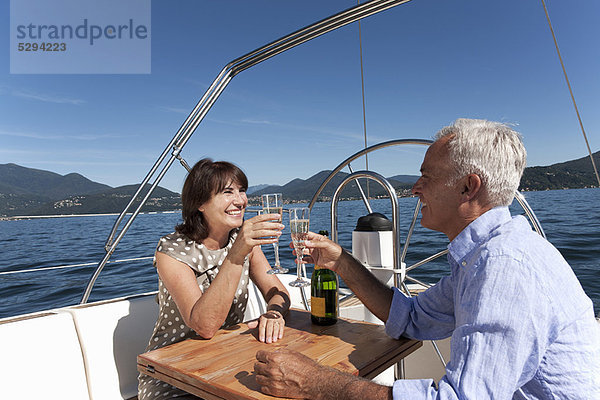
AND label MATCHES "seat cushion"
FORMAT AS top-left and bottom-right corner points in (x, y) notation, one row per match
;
(68, 293), (158, 400)
(0, 311), (90, 399)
